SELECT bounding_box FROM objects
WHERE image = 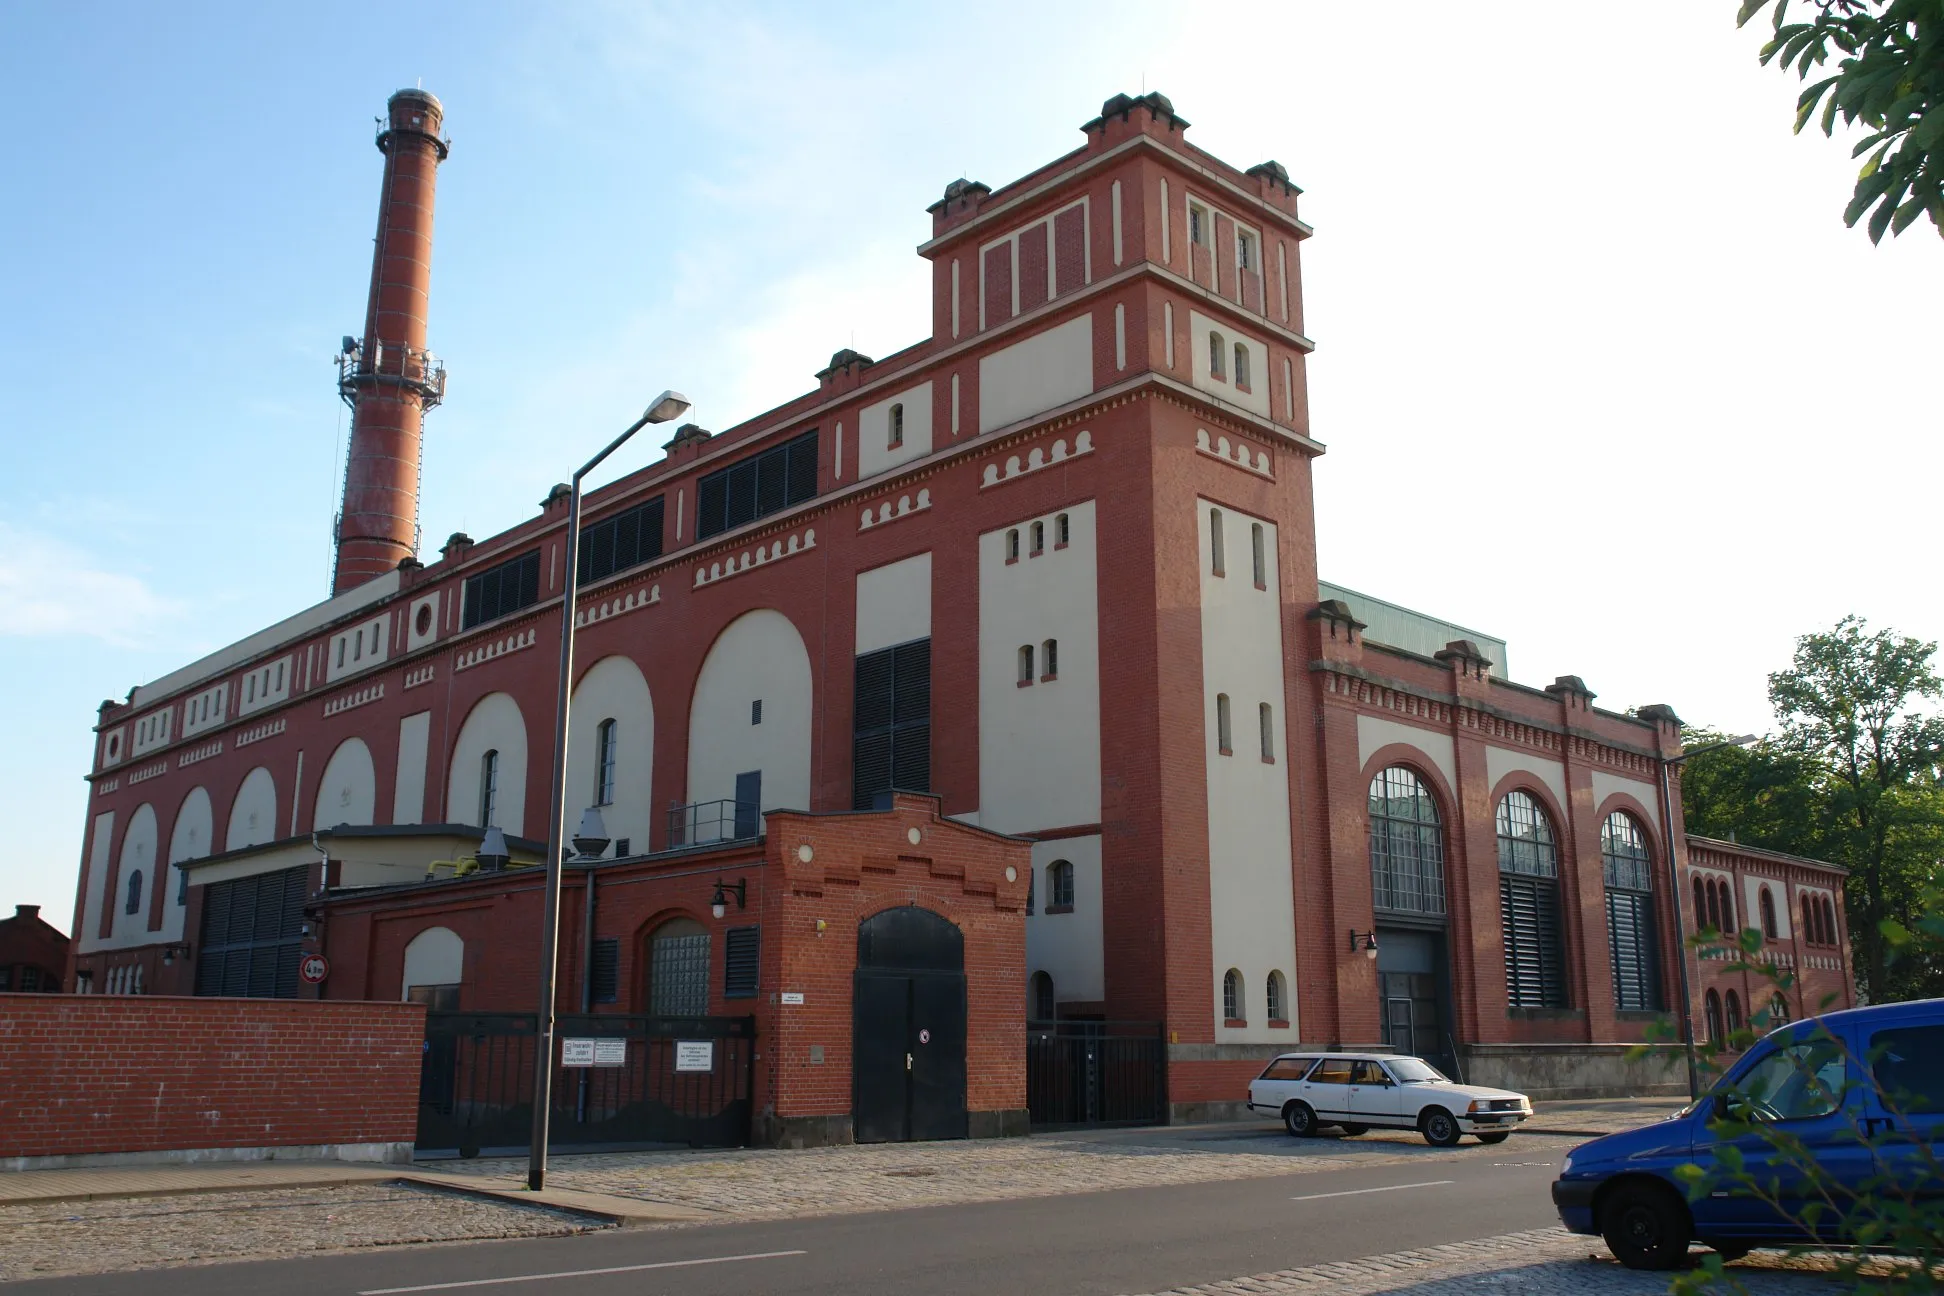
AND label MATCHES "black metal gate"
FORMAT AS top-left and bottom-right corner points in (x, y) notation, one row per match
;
(1026, 1020), (1167, 1128)
(415, 1012), (754, 1155)
(853, 906), (968, 1143)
